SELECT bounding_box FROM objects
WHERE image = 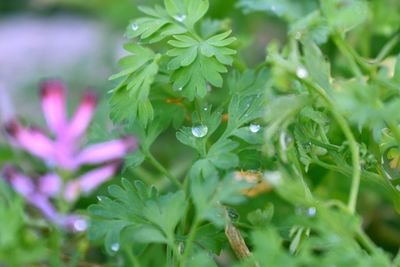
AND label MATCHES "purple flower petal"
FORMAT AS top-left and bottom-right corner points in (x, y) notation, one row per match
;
(2, 165), (34, 197)
(4, 120), (55, 161)
(39, 79), (67, 135)
(64, 161), (121, 202)
(28, 193), (60, 222)
(76, 136), (137, 165)
(66, 89), (97, 140)
(63, 180), (80, 202)
(52, 138), (81, 170)
(2, 166), (59, 223)
(38, 173), (62, 197)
